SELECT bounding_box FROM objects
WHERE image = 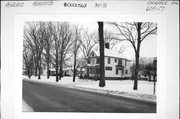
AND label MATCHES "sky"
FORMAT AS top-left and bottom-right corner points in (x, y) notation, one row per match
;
(70, 22), (157, 60)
